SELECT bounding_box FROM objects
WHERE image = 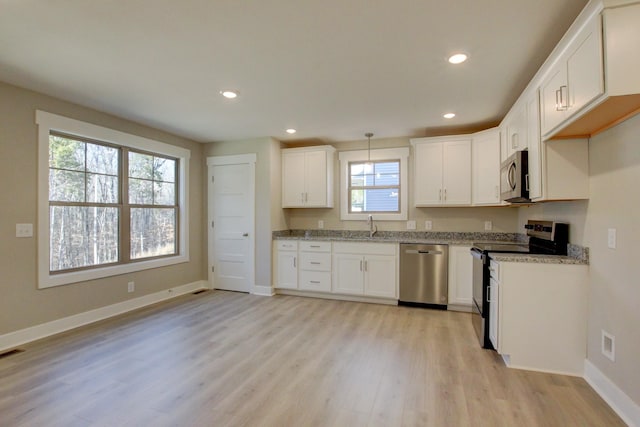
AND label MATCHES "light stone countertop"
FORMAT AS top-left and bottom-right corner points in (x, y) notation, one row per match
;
(272, 230), (589, 265)
(489, 253), (588, 265)
(272, 229), (523, 246)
